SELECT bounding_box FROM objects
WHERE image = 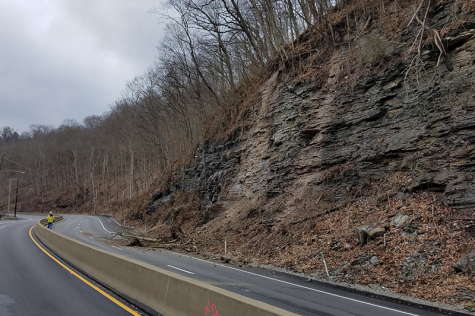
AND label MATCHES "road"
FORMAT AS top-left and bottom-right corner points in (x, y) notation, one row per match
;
(53, 214), (458, 316)
(0, 215), (143, 316)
